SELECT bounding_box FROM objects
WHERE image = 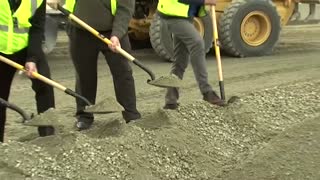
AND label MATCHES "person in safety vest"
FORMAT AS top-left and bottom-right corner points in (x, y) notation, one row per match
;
(48, 0), (141, 130)
(0, 0), (55, 142)
(157, 0), (226, 110)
